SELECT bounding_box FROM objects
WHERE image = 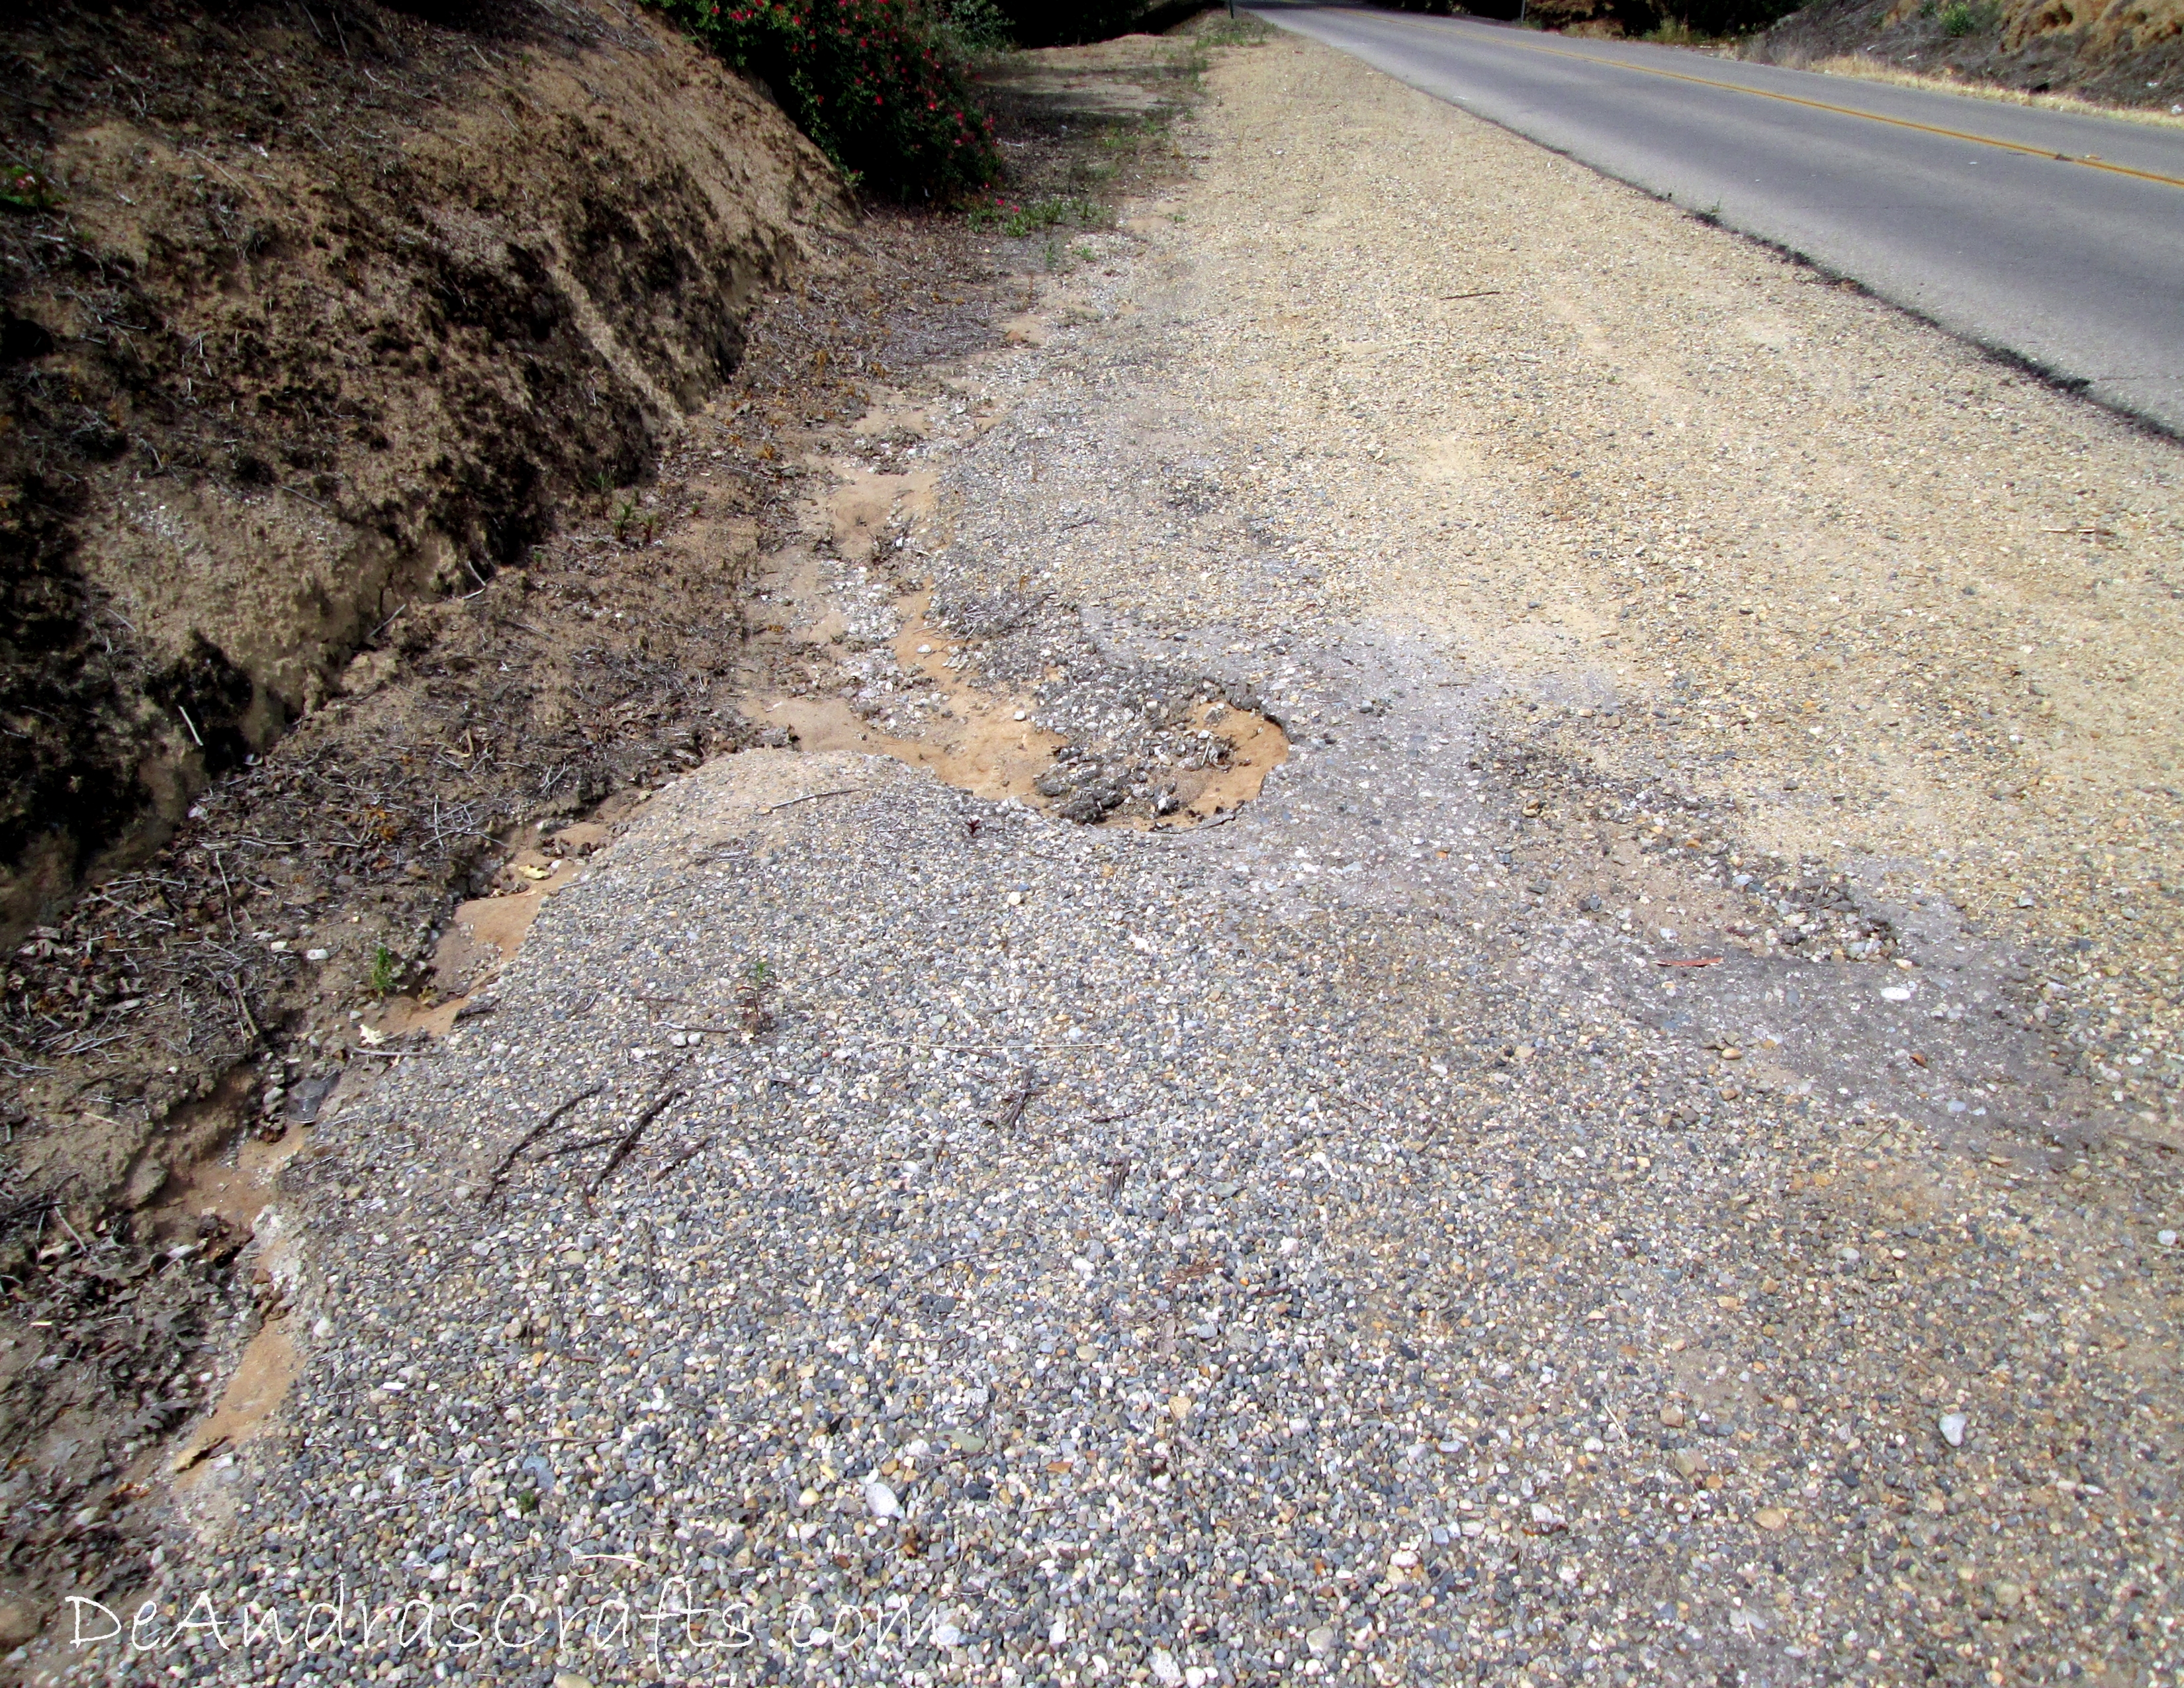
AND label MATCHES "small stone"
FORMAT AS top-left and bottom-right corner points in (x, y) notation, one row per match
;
(931, 1621), (964, 1648)
(1659, 1405), (1686, 1429)
(123, 1159), (170, 1209)
(1939, 1412), (1968, 1448)
(1839, 1246), (1861, 1264)
(2161, 1230), (2179, 1247)
(1754, 1507), (1789, 1531)
(1991, 1579), (2025, 1610)
(1306, 1624), (1338, 1659)
(305, 947), (330, 961)
(1880, 985), (1912, 1002)
(862, 1477), (902, 1518)
(1151, 1648), (1185, 1687)
(553, 1675), (596, 1688)
(0, 1598), (40, 1647)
